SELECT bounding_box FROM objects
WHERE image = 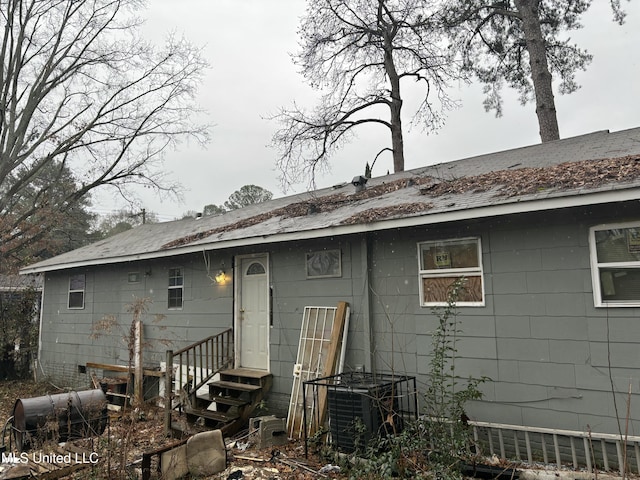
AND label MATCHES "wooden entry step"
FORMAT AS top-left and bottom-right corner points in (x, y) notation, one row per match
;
(203, 395), (248, 407)
(184, 406), (239, 423)
(220, 368), (271, 379)
(218, 368), (272, 386)
(196, 369), (272, 435)
(175, 365), (273, 437)
(209, 380), (261, 393)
